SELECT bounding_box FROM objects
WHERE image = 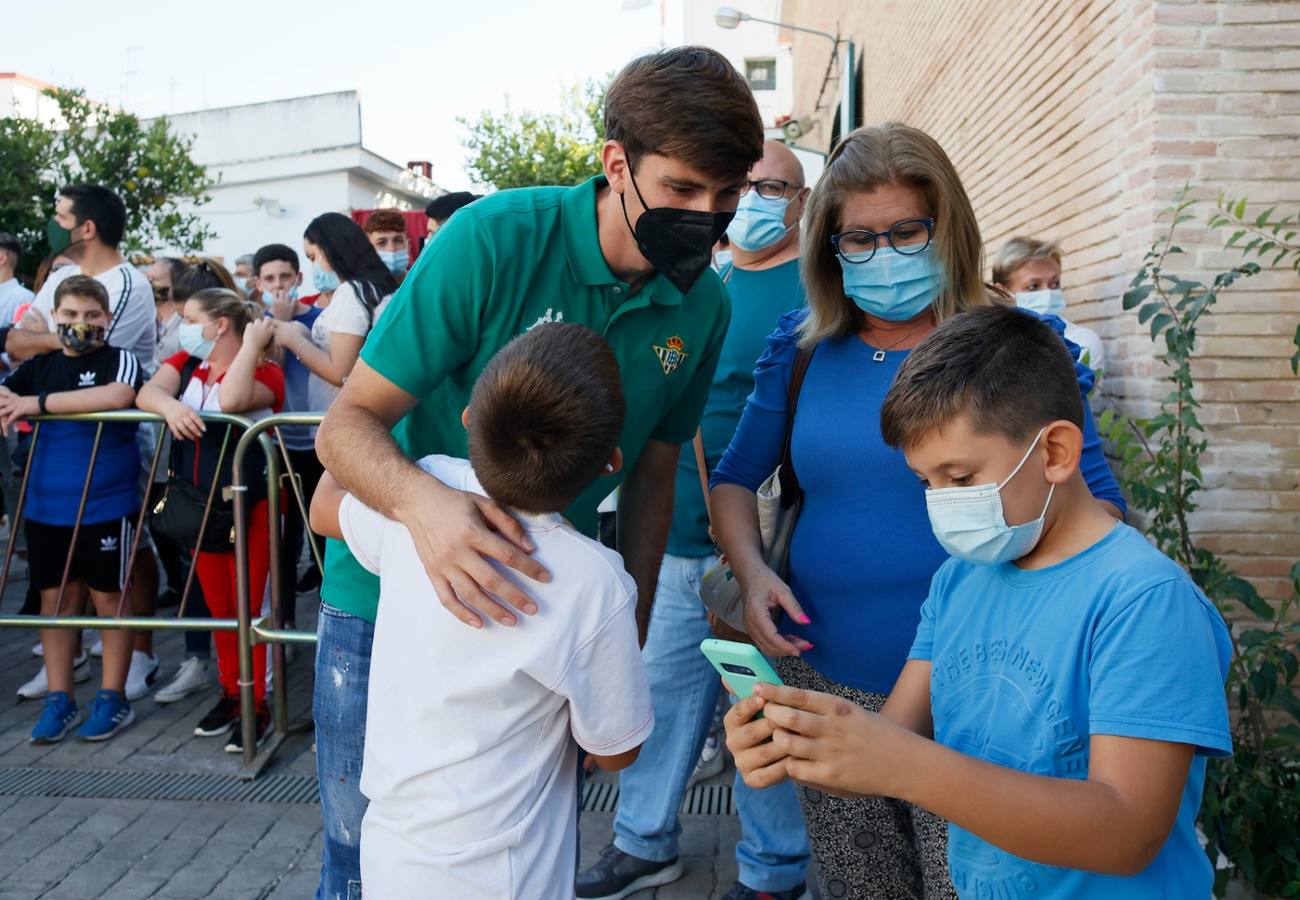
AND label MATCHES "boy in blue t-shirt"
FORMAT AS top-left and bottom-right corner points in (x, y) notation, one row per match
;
(0, 275), (145, 744)
(725, 305), (1232, 898)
